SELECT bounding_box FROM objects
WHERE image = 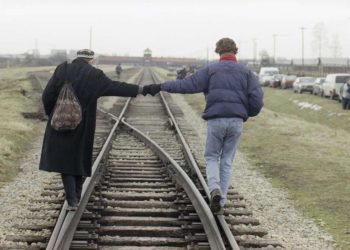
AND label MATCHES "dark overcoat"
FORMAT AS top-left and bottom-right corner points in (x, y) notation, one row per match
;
(39, 58), (139, 176)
